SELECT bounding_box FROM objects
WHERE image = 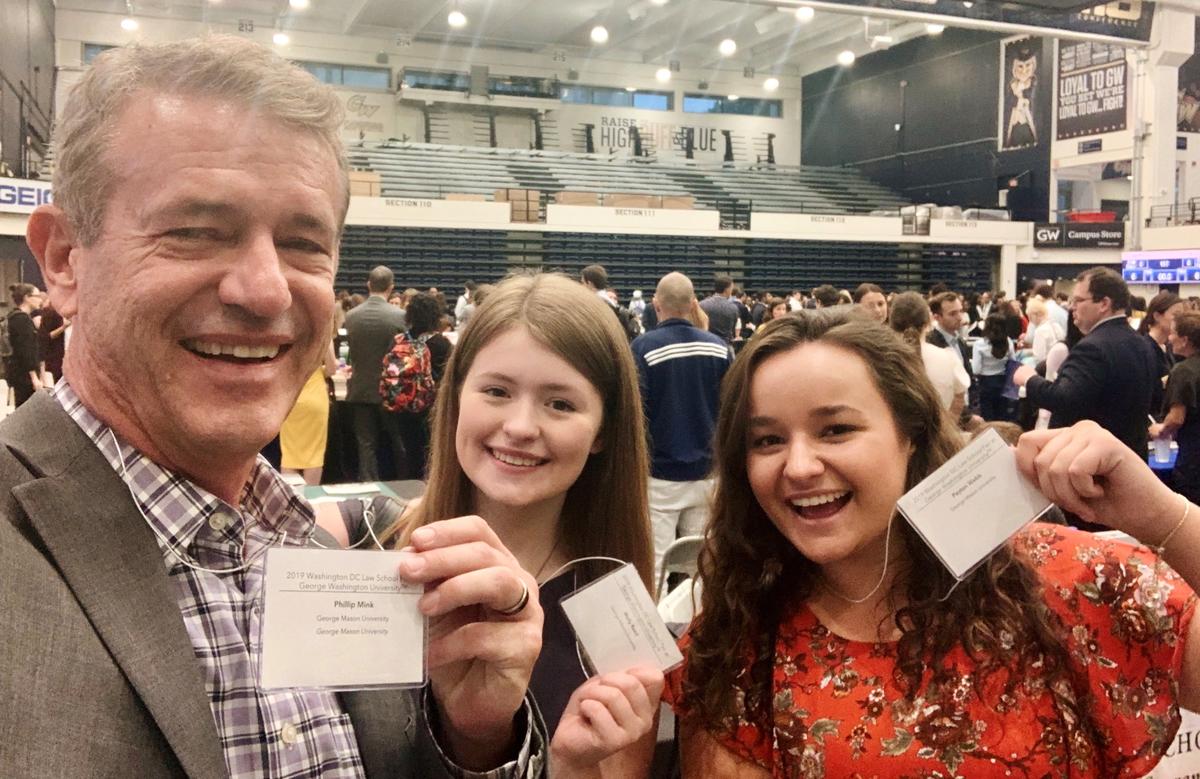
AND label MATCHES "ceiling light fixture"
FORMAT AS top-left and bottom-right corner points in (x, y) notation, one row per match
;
(655, 67), (672, 83)
(649, 0), (669, 6)
(289, 0), (309, 8)
(837, 49), (856, 66)
(727, 94), (739, 101)
(273, 32), (290, 45)
(719, 38), (737, 57)
(795, 6), (815, 22)
(591, 25), (609, 44)
(120, 17), (139, 31)
(763, 76), (779, 91)
(625, 86), (637, 92)
(926, 23), (946, 34)
(448, 9), (467, 28)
